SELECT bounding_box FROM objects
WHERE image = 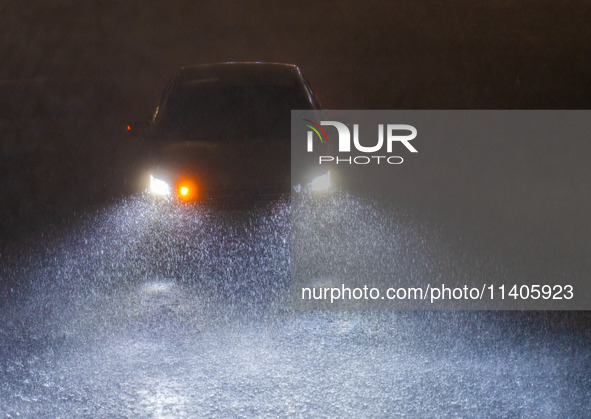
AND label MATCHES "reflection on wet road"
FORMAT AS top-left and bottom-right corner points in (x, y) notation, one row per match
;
(1, 195), (589, 417)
